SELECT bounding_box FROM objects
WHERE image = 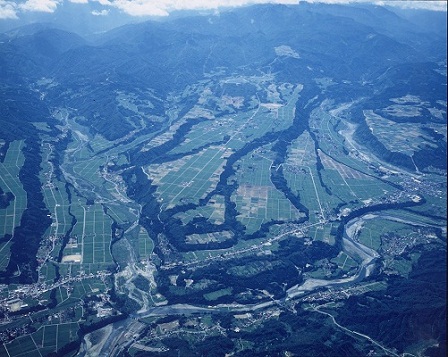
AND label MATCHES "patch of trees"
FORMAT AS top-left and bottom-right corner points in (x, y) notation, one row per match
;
(194, 335), (234, 357)
(412, 140), (447, 171)
(48, 339), (82, 357)
(162, 215), (238, 252)
(130, 118), (207, 166)
(0, 141), (9, 163)
(157, 252), (305, 305)
(133, 274), (150, 292)
(0, 188), (14, 209)
(0, 87), (50, 142)
(79, 313), (127, 335)
(229, 307), (368, 356)
(148, 335), (234, 357)
(270, 165), (309, 217)
(48, 129), (73, 181)
(278, 236), (339, 266)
